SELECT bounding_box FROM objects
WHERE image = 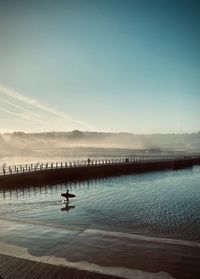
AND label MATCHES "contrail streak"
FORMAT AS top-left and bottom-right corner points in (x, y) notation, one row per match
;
(0, 107), (45, 124)
(0, 84), (94, 130)
(0, 97), (42, 119)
